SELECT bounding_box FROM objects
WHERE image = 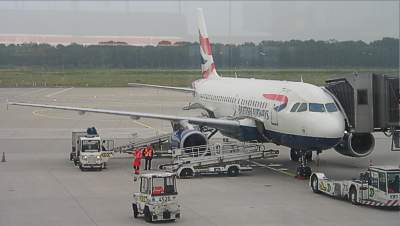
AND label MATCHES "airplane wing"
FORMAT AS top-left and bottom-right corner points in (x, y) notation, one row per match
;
(128, 83), (194, 93)
(9, 102), (239, 129)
